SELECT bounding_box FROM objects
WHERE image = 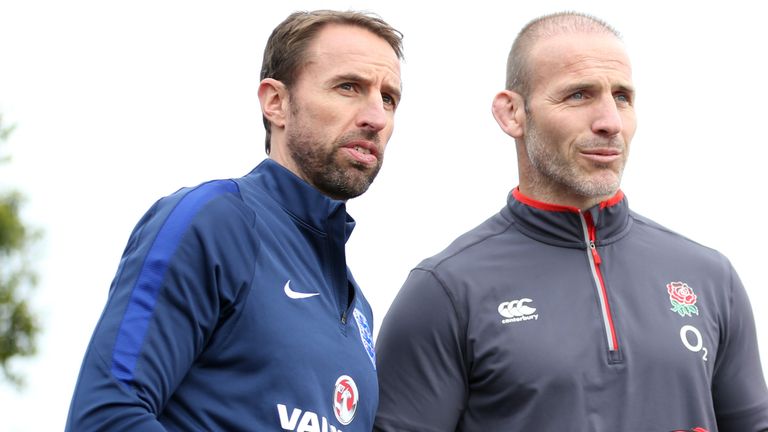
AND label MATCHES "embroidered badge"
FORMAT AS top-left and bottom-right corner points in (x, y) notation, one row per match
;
(667, 281), (699, 317)
(353, 308), (376, 369)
